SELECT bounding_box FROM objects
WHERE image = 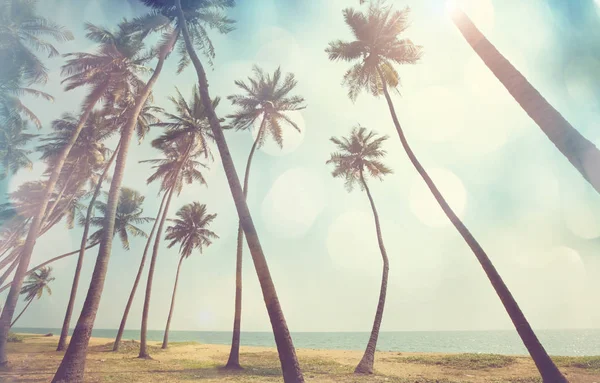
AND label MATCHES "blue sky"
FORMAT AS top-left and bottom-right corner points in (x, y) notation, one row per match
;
(2, 0), (600, 334)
